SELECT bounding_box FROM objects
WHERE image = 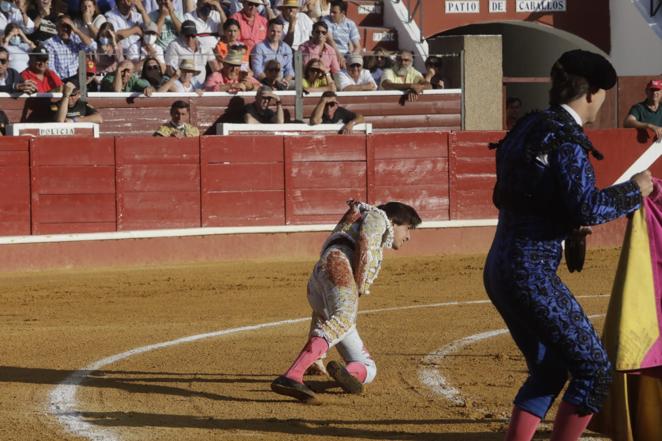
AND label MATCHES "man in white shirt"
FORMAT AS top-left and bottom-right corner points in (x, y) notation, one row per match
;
(105, 0), (151, 61)
(165, 19), (217, 88)
(276, 0), (311, 51)
(183, 0), (225, 52)
(335, 53), (375, 91)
